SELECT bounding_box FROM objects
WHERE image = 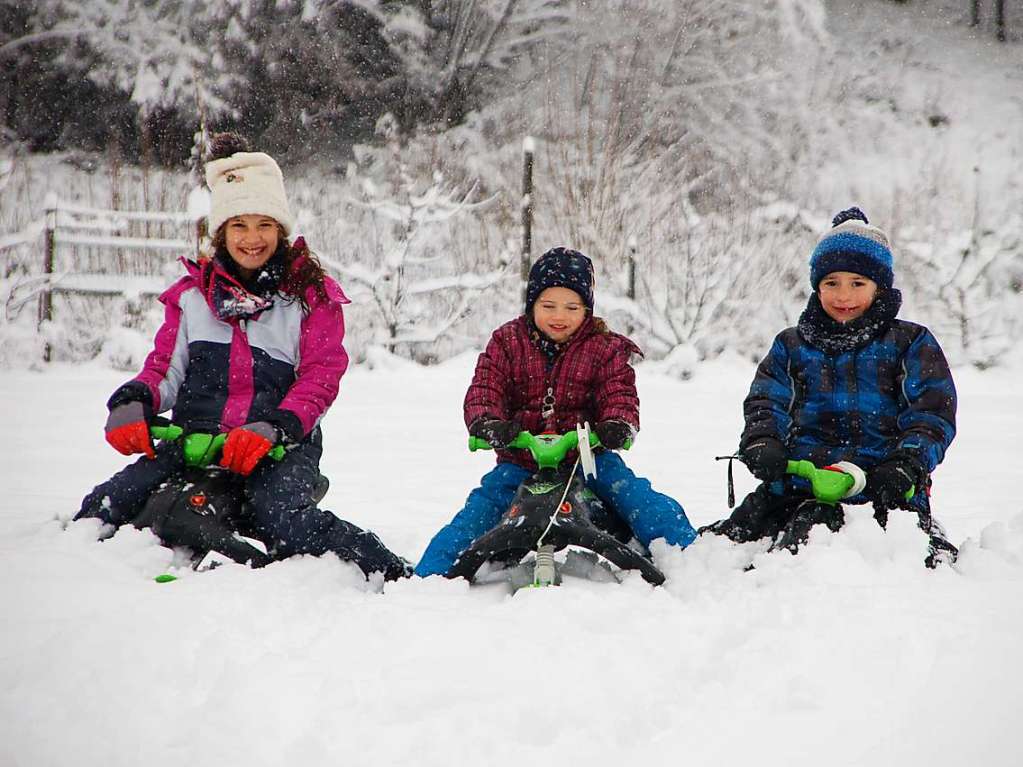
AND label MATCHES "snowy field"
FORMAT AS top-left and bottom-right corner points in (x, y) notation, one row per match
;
(2, 354), (1022, 767)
